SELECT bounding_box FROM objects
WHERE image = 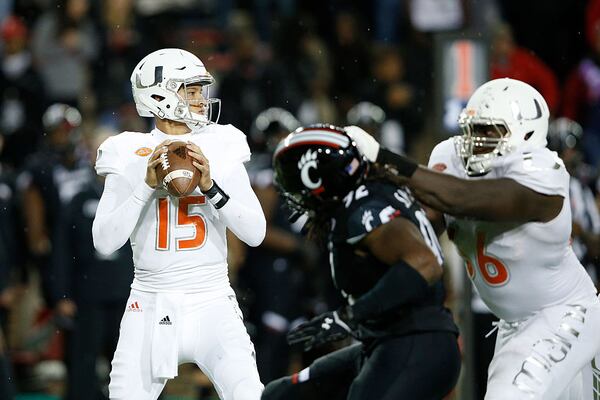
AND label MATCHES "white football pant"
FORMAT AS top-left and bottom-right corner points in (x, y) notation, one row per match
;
(485, 297), (600, 400)
(109, 289), (263, 400)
